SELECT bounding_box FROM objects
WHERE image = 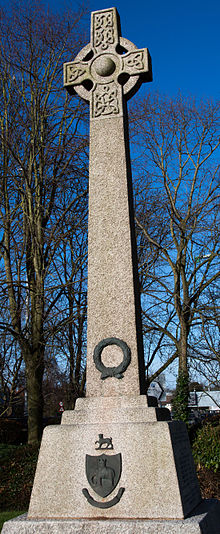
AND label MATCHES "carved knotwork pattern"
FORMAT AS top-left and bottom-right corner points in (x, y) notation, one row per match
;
(93, 84), (119, 117)
(94, 12), (114, 50)
(64, 9), (152, 115)
(66, 65), (87, 83)
(123, 52), (145, 72)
